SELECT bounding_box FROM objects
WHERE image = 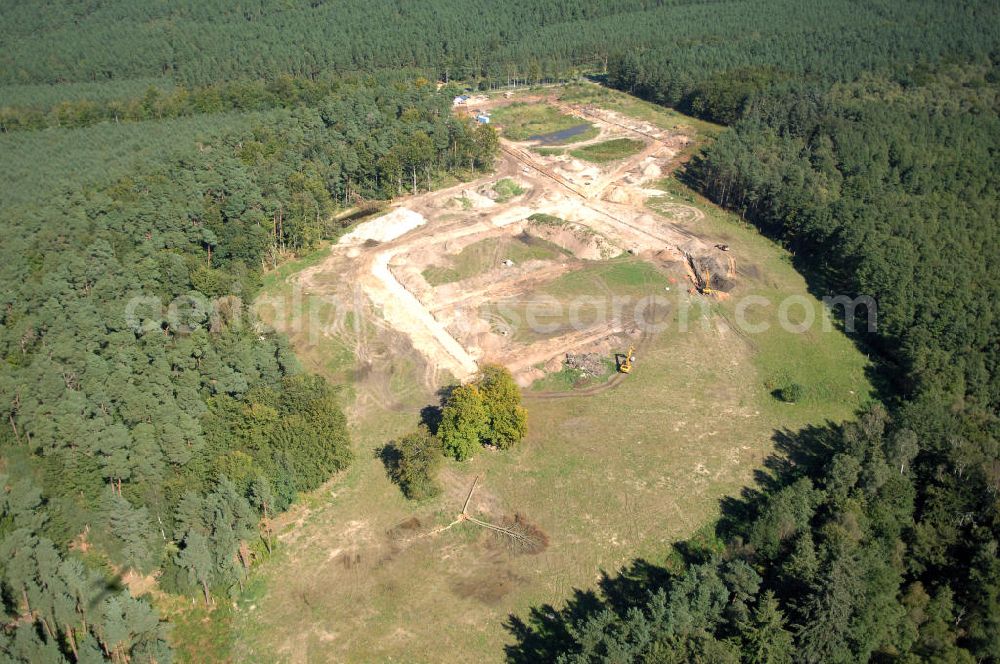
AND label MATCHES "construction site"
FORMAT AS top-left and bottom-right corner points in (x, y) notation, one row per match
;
(296, 92), (737, 392)
(246, 85), (872, 663)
